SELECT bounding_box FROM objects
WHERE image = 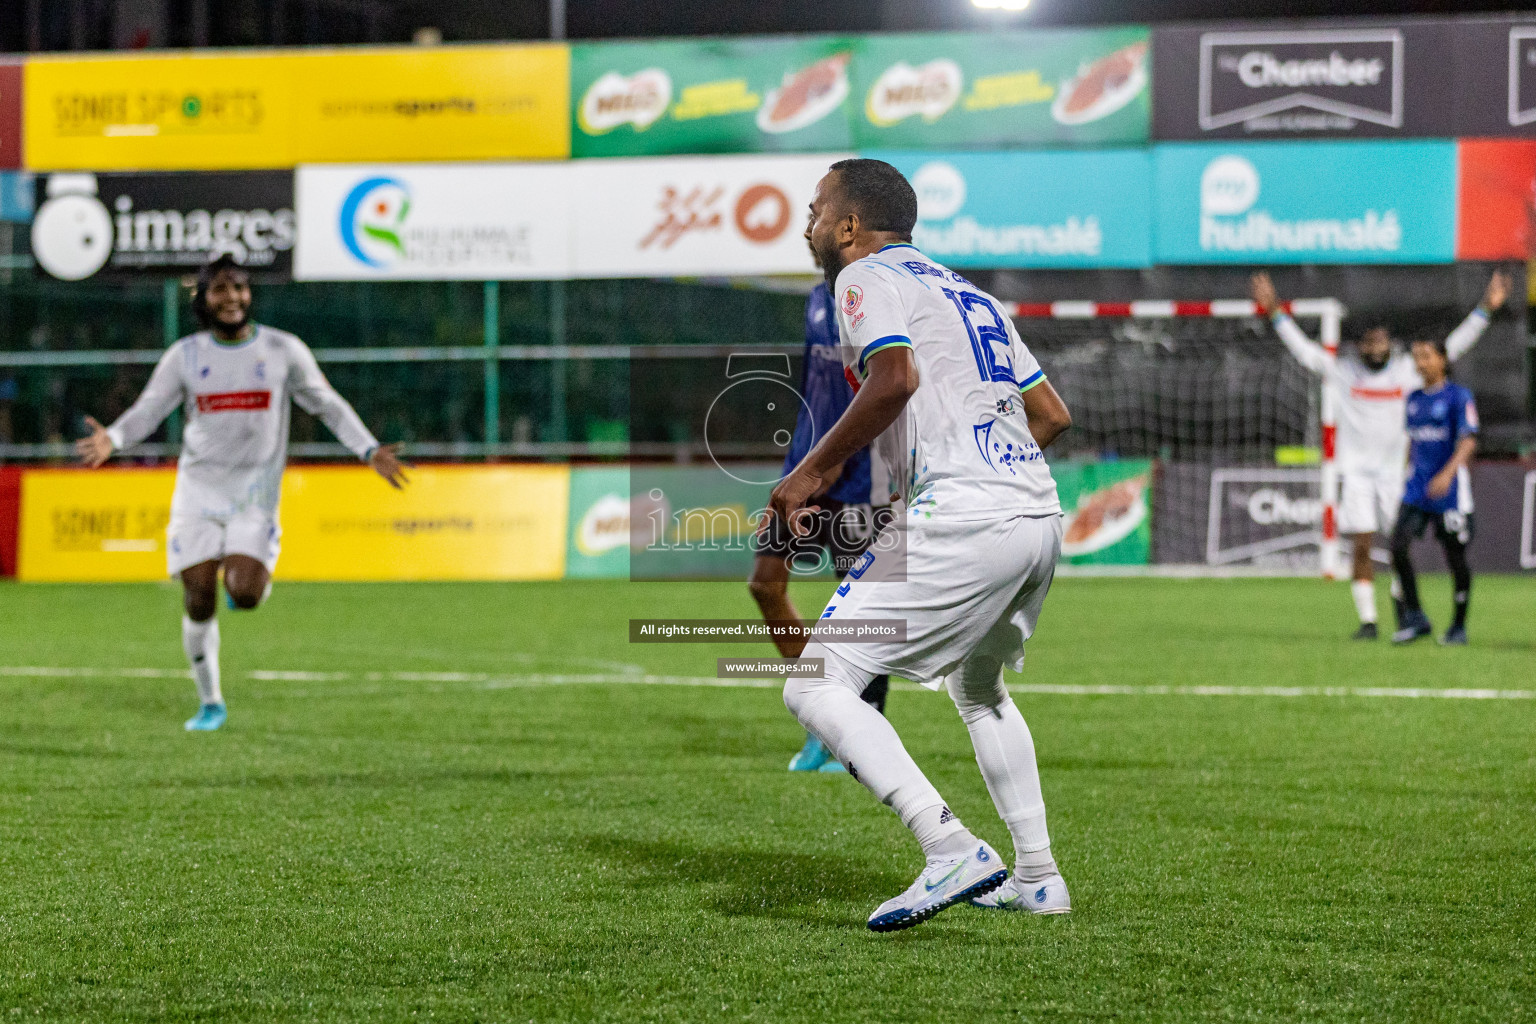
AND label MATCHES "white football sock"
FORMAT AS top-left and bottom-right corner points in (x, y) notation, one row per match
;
(786, 644), (961, 857)
(909, 803), (973, 859)
(948, 661), (1056, 880)
(182, 615), (222, 706)
(1351, 579), (1377, 625)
